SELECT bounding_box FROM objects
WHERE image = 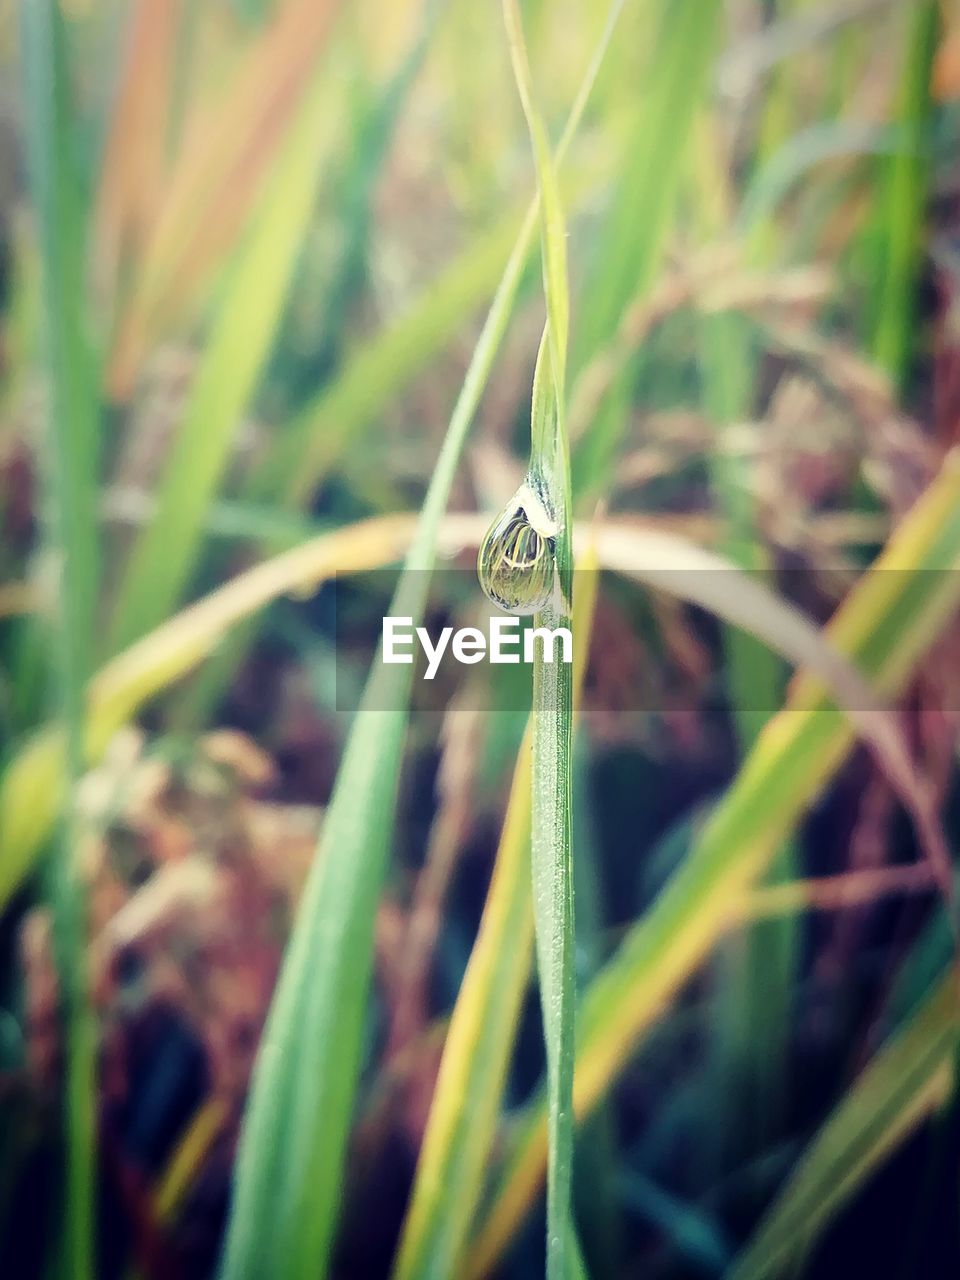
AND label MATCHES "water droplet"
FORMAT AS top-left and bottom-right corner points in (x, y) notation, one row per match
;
(477, 479), (557, 615)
